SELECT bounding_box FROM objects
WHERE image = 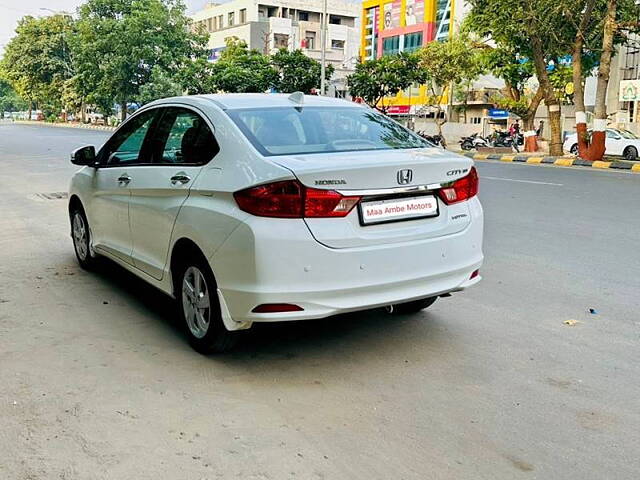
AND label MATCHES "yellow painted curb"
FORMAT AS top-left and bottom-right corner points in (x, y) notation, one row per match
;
(554, 158), (574, 167)
(500, 155), (515, 162)
(631, 164), (640, 173)
(592, 161), (611, 169)
(526, 157), (543, 164)
(473, 154), (489, 160)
